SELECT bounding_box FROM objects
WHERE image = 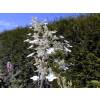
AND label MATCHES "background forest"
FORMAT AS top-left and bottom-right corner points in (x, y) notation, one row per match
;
(0, 14), (100, 88)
